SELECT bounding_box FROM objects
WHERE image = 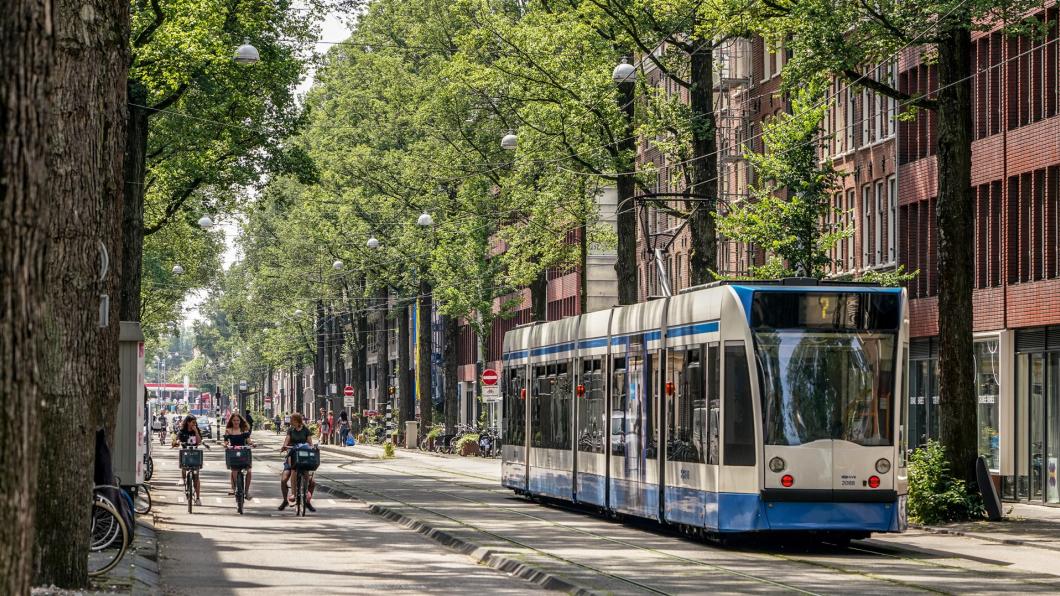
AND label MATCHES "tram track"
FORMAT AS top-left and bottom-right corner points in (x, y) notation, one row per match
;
(314, 452), (1059, 594)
